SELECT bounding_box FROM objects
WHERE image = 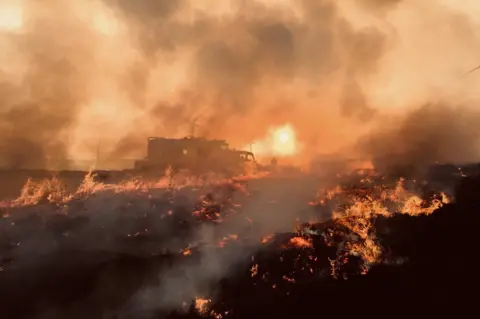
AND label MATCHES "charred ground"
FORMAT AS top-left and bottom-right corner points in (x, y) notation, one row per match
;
(0, 166), (478, 318)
